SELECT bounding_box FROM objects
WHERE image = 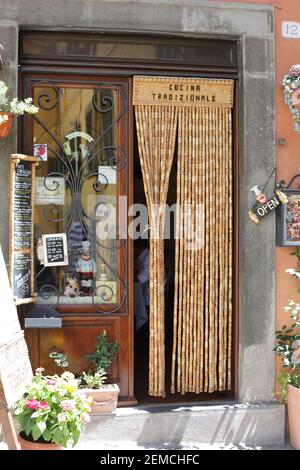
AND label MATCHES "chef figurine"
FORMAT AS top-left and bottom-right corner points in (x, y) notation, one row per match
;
(251, 185), (268, 204)
(76, 240), (97, 296)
